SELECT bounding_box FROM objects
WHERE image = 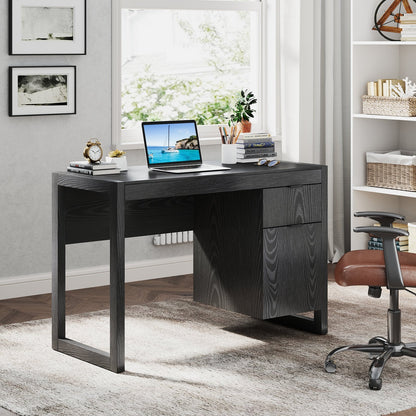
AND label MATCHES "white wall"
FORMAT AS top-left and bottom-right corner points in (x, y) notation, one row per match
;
(0, 0), (196, 298)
